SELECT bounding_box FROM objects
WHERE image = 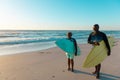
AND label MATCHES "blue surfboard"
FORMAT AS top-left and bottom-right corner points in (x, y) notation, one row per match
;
(55, 38), (80, 56)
